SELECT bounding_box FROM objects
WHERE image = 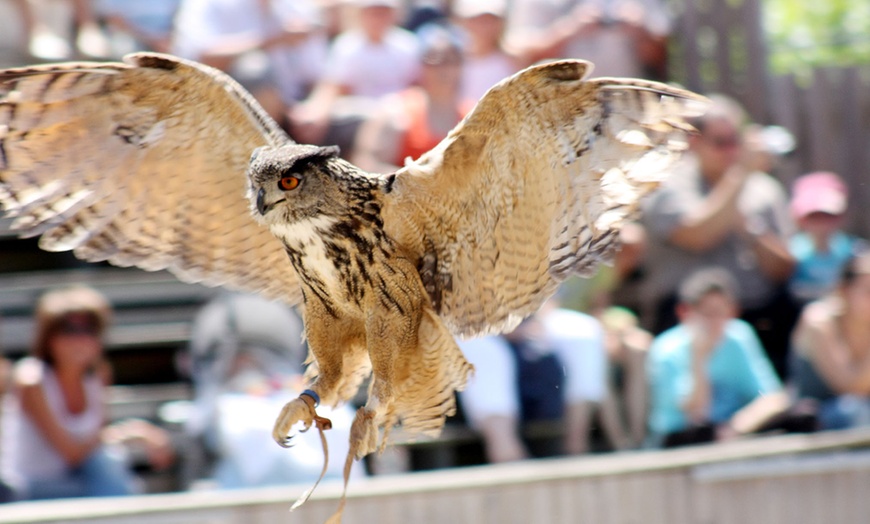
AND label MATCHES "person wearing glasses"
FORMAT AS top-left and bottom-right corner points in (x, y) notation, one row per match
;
(638, 95), (796, 380)
(0, 286), (172, 500)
